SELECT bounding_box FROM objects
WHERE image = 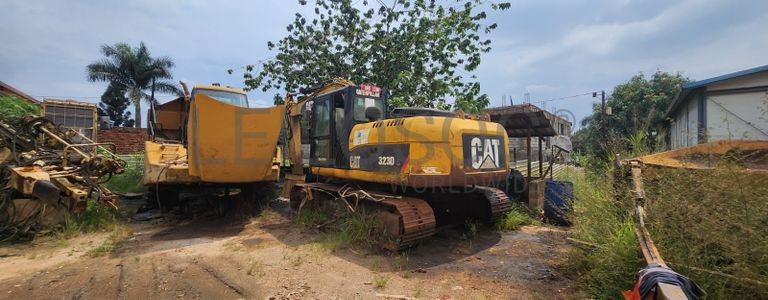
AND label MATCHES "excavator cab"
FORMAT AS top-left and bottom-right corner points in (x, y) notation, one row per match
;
(306, 84), (386, 168)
